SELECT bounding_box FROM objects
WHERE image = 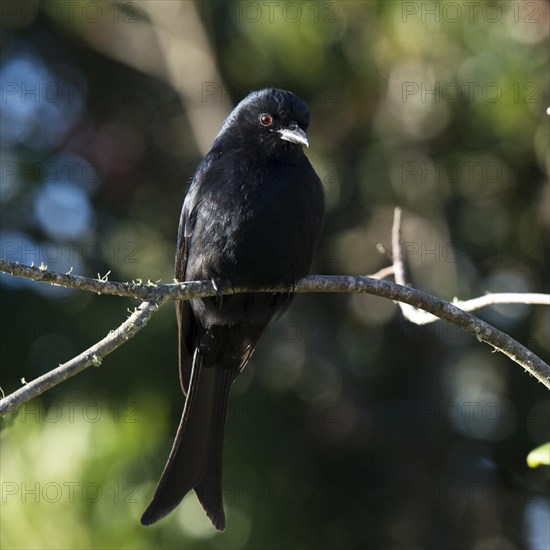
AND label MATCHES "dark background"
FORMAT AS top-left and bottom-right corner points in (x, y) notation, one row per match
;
(1, 1), (549, 548)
